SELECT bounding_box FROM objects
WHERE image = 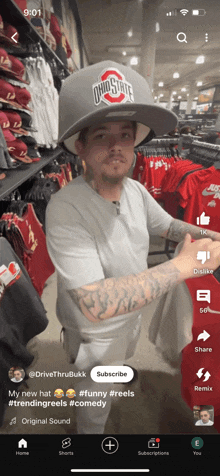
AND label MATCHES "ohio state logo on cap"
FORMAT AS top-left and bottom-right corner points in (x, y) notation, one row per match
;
(92, 68), (134, 106)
